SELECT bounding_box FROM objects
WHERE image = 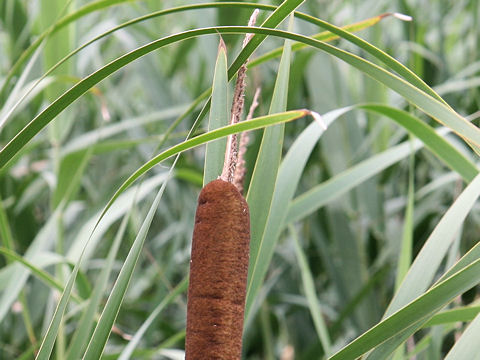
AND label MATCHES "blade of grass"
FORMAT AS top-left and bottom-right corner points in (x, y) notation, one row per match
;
(366, 239), (480, 359)
(203, 39), (228, 185)
(0, 25), (308, 169)
(0, 46), (43, 129)
(424, 306), (480, 327)
(444, 313), (480, 360)
(359, 105), (478, 182)
(329, 254), (480, 360)
(82, 171), (172, 359)
(290, 224), (332, 355)
(3, 26), (480, 169)
(99, 110), (311, 229)
(0, 0), (128, 100)
(40, 0), (73, 147)
(65, 211), (129, 359)
(286, 140), (411, 224)
(245, 14), (293, 320)
(0, 173), (167, 328)
(384, 173), (480, 318)
(244, 107), (351, 321)
(244, 103), (475, 328)
(37, 162), (173, 359)
(35, 266), (79, 360)
(395, 139), (415, 289)
(0, 1), (308, 100)
(366, 173), (480, 359)
(288, 104), (478, 224)
(0, 196), (14, 251)
(60, 106), (185, 156)
(249, 12), (397, 68)
(2, 3), (392, 149)
(287, 12), (447, 107)
(2, 1), (398, 102)
(0, 247), (82, 303)
(391, 138), (415, 360)
(65, 172), (168, 263)
(0, 0), (307, 137)
(118, 277), (188, 360)
(330, 265), (390, 336)
(53, 150), (91, 208)
(0, 208), (59, 323)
